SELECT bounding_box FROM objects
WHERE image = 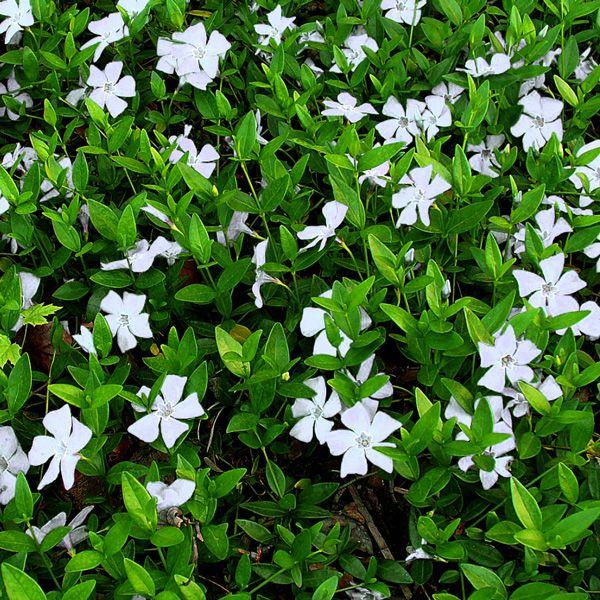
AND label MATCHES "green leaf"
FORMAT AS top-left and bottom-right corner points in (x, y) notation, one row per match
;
(510, 478), (542, 531)
(117, 205), (137, 249)
(312, 575), (339, 600)
(65, 550), (104, 572)
(1, 563), (46, 600)
(0, 531), (36, 553)
(0, 165), (19, 202)
(7, 353), (31, 414)
(175, 284), (216, 304)
(124, 558), (155, 596)
(88, 199), (119, 241)
(266, 459), (286, 498)
(235, 111), (257, 160)
(437, 0), (463, 25)
(510, 185), (545, 224)
(62, 581), (96, 600)
(14, 473), (33, 521)
(461, 564), (506, 599)
(121, 472), (156, 531)
(201, 523), (229, 560)
(357, 142), (404, 171)
(518, 382), (550, 415)
(557, 463), (579, 503)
